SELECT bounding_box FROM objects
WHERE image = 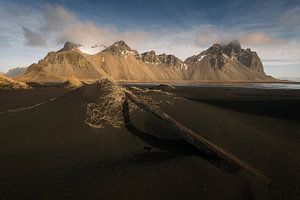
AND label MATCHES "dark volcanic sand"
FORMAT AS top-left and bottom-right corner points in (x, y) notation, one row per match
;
(0, 84), (68, 112)
(0, 84), (299, 199)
